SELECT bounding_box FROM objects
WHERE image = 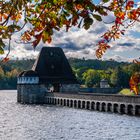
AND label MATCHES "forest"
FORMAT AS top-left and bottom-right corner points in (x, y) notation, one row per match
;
(0, 58), (139, 89)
